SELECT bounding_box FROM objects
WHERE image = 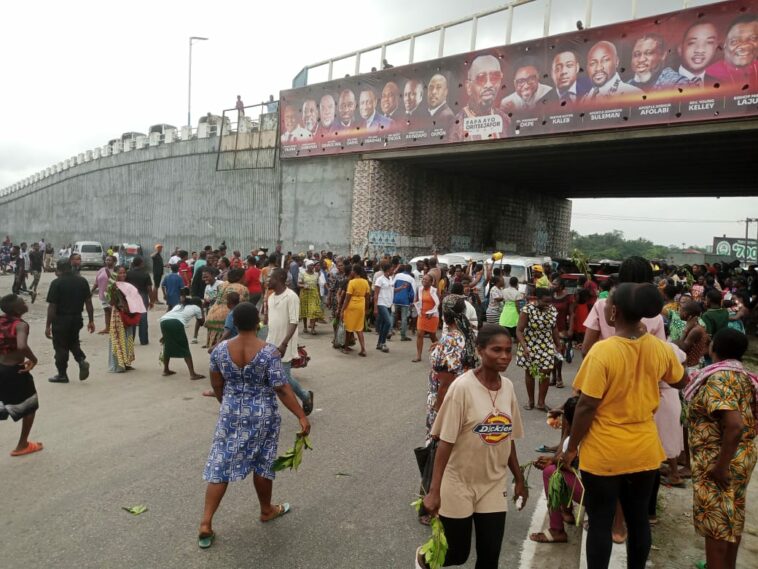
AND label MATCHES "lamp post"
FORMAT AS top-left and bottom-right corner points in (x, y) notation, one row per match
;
(188, 36), (208, 129)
